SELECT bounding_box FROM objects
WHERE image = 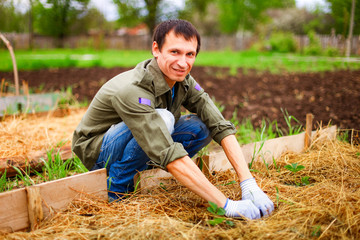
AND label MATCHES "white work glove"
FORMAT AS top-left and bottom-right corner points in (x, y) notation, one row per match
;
(240, 178), (274, 217)
(224, 199), (261, 219)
